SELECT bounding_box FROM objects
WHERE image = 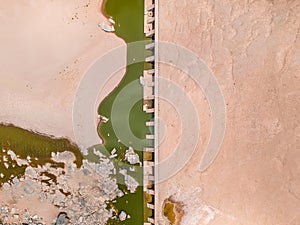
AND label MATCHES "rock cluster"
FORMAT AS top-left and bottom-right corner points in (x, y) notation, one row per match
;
(124, 147), (141, 165)
(0, 205), (44, 224)
(119, 169), (139, 193)
(0, 151), (123, 225)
